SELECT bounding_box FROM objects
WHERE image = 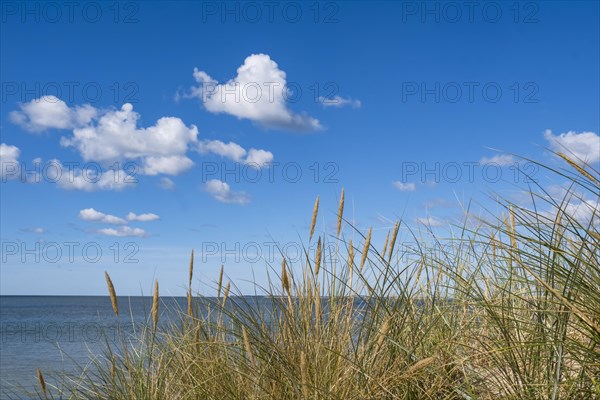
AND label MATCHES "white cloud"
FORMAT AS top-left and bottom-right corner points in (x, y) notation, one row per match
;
(199, 140), (247, 162)
(79, 209), (159, 237)
(245, 148), (274, 168)
(54, 161), (136, 191)
(187, 54), (321, 131)
(158, 177), (175, 190)
(97, 226), (148, 237)
(1, 143), (20, 179)
(11, 98), (199, 177)
(79, 208), (127, 225)
(141, 155), (194, 176)
(205, 179), (250, 204)
(416, 216), (444, 227)
(10, 96), (97, 133)
(2, 150), (134, 191)
(127, 212), (160, 222)
(318, 95), (361, 109)
(393, 181), (416, 192)
(198, 139), (274, 168)
(60, 103), (198, 175)
(544, 130), (600, 164)
(479, 154), (516, 166)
